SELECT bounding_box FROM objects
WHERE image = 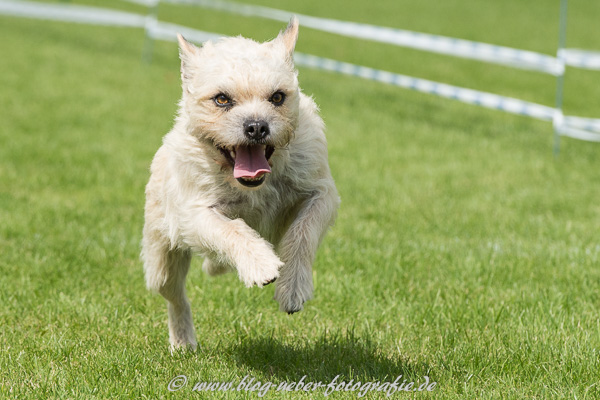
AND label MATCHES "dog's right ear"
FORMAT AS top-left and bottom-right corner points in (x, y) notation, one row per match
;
(280, 16), (299, 61)
(177, 34), (201, 89)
